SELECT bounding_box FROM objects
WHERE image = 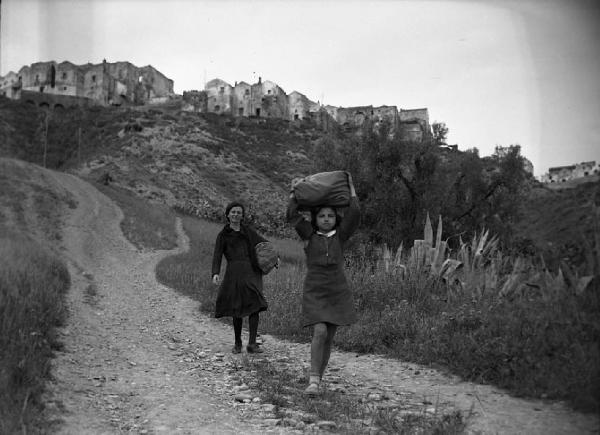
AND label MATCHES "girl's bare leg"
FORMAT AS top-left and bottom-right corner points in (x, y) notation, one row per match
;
(310, 322), (328, 383)
(319, 323), (337, 378)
